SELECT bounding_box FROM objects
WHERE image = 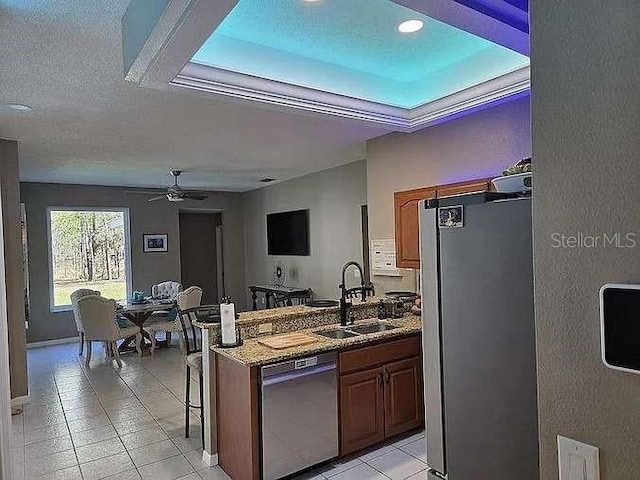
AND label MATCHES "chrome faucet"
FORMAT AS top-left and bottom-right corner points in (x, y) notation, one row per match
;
(339, 261), (374, 326)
